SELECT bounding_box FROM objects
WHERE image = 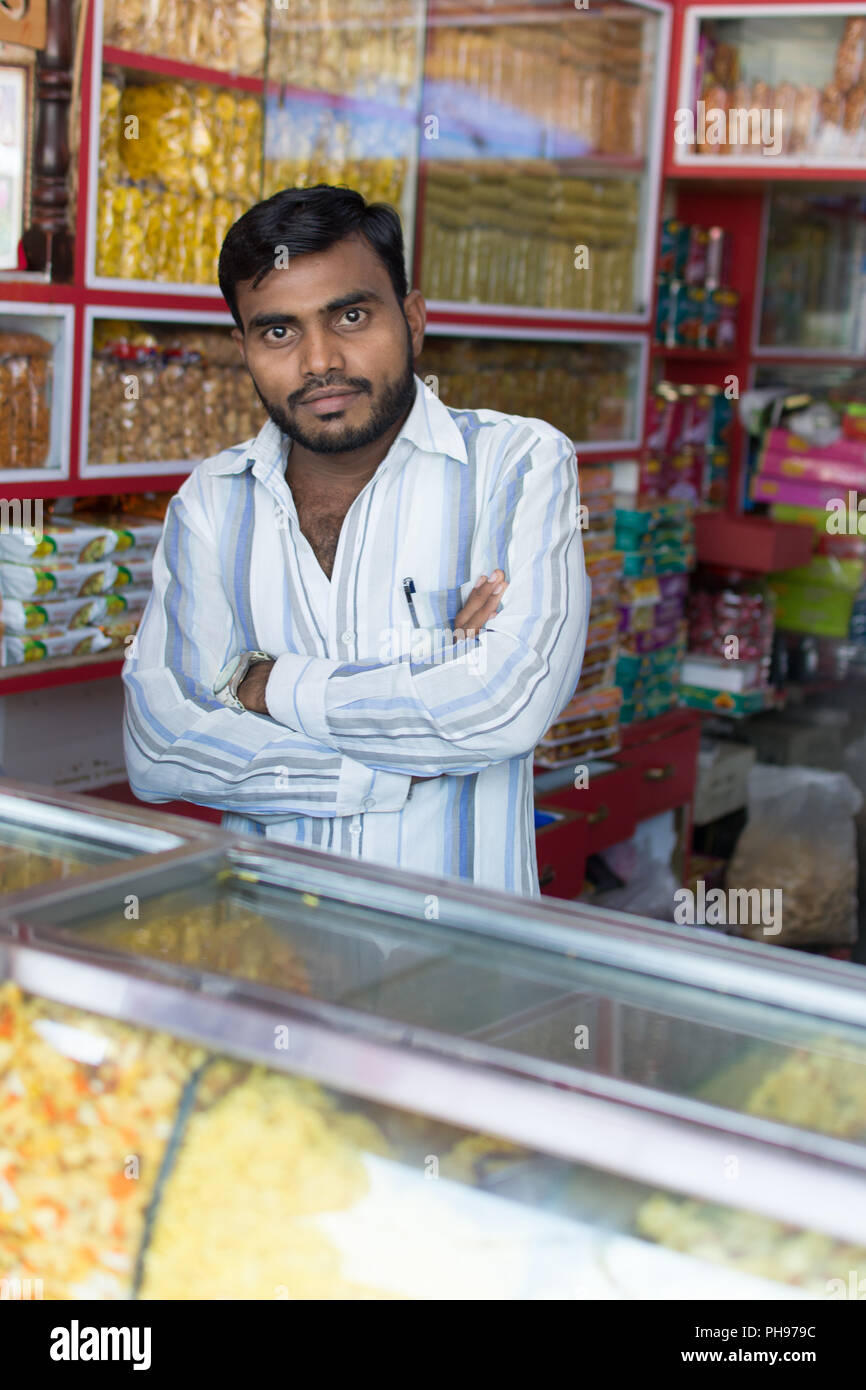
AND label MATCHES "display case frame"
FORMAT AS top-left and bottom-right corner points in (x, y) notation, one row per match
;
(78, 302), (252, 480)
(421, 321), (651, 455)
(0, 775), (229, 915)
(671, 1), (866, 177)
(751, 183), (866, 358)
(417, 0), (673, 327)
